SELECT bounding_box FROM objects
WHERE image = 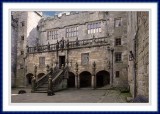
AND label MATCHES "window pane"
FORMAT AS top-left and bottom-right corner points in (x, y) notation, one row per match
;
(99, 22), (101, 28)
(91, 29), (93, 33)
(96, 28), (98, 33)
(97, 23), (99, 28)
(93, 23), (96, 29)
(88, 30), (90, 34)
(93, 29), (96, 33)
(88, 24), (90, 29)
(91, 24), (93, 29)
(74, 31), (76, 36)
